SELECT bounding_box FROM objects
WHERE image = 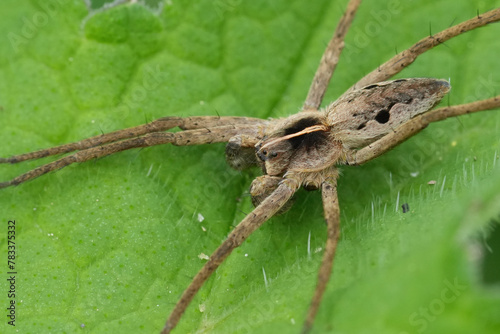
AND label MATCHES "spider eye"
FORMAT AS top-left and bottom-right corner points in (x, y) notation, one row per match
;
(262, 150), (268, 155)
(270, 152), (278, 158)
